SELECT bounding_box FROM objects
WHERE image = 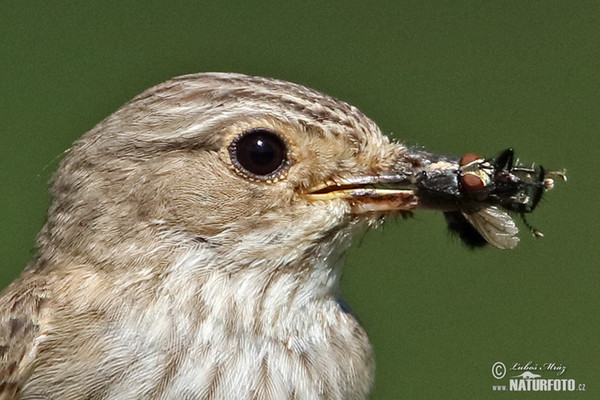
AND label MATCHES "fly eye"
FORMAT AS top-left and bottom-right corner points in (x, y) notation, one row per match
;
(459, 153), (481, 167)
(460, 173), (485, 193)
(228, 128), (288, 179)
